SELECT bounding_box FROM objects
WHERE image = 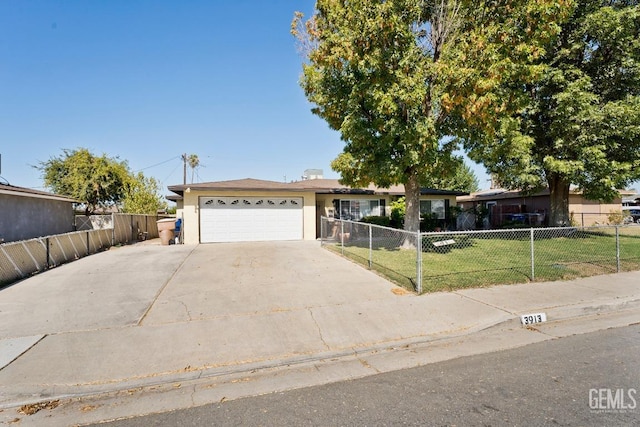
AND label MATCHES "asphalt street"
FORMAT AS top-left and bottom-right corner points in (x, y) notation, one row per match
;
(92, 323), (640, 427)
